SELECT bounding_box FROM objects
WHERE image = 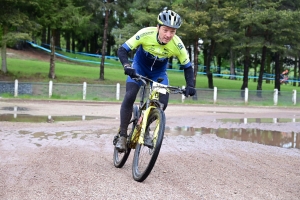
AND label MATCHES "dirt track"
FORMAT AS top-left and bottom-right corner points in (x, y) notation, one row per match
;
(0, 100), (300, 199)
